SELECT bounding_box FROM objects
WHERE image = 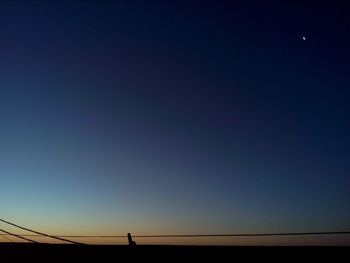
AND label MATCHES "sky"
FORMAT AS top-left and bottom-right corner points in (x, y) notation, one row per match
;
(1, 1), (350, 245)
